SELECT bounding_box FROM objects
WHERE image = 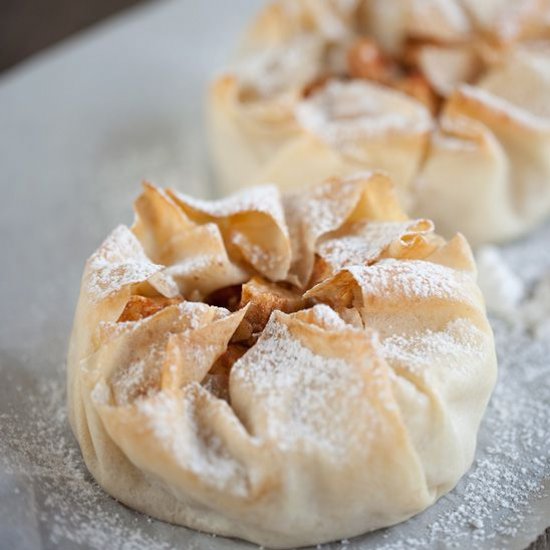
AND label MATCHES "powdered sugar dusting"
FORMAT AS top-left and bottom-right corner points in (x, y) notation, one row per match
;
(458, 84), (550, 131)
(236, 34), (324, 98)
(476, 245), (526, 320)
(231, 311), (382, 460)
(317, 220), (432, 270)
(521, 276), (550, 340)
(86, 225), (163, 302)
(168, 185), (291, 280)
(283, 178), (365, 283)
(430, 126), (480, 153)
(165, 253), (226, 278)
(382, 318), (488, 377)
(172, 184), (289, 234)
(346, 259), (474, 303)
(302, 303), (351, 330)
(0, 375), (174, 550)
(137, 389), (248, 496)
(109, 347), (163, 406)
(476, 244), (550, 340)
(296, 80), (433, 150)
(98, 300), (224, 343)
(236, 0), (358, 96)
(230, 231), (287, 276)
(93, 300), (233, 407)
(286, 179), (359, 240)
